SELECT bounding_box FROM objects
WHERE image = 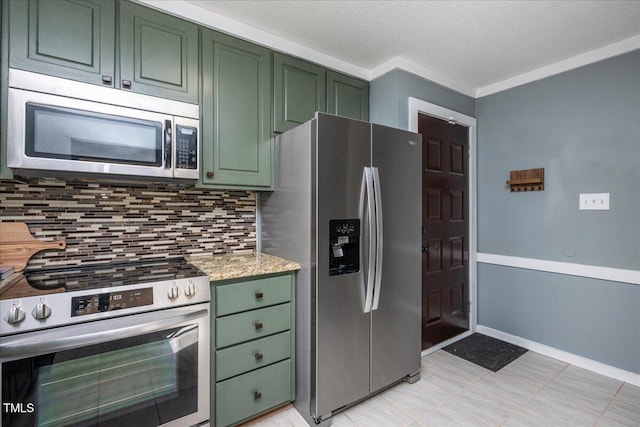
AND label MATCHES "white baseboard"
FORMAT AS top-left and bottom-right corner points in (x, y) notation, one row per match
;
(476, 325), (640, 387)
